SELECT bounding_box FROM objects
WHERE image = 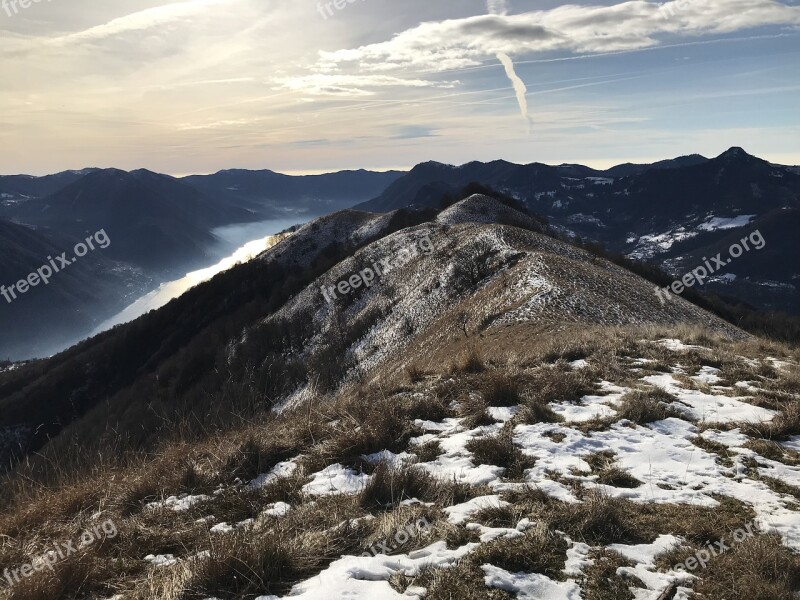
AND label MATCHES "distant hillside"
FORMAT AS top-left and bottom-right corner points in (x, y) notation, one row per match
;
(182, 168), (404, 216)
(0, 219), (150, 360)
(356, 148), (800, 313)
(11, 169), (247, 273)
(0, 169), (100, 207)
